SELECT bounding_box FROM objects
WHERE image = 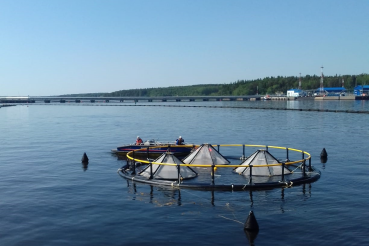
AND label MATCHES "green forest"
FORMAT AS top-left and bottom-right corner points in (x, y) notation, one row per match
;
(65, 73), (369, 97)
